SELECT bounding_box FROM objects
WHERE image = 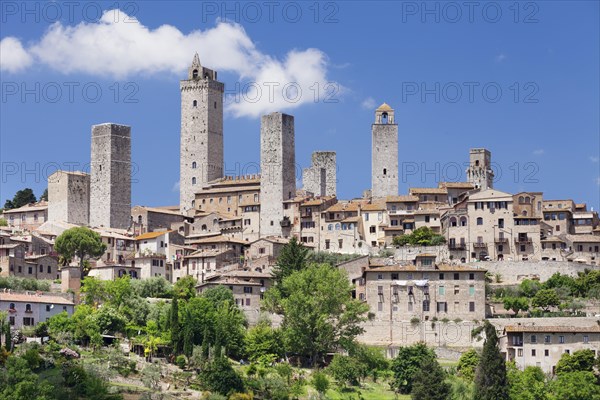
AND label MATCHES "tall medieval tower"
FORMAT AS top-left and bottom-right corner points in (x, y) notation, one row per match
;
(260, 112), (296, 237)
(180, 53), (224, 215)
(371, 103), (398, 198)
(467, 148), (494, 190)
(89, 123), (131, 229)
